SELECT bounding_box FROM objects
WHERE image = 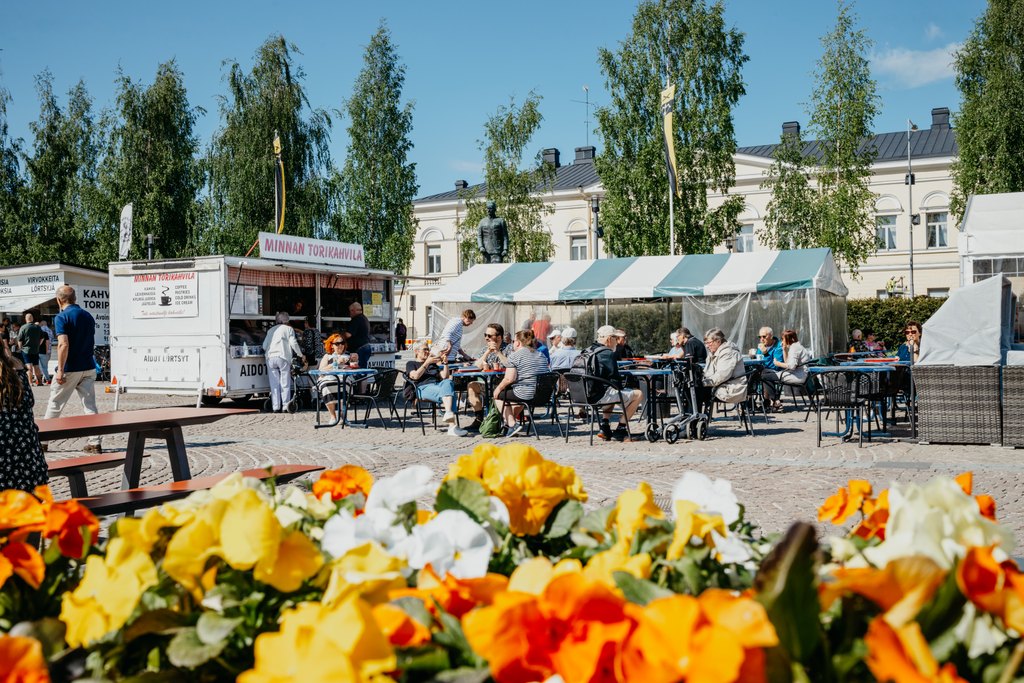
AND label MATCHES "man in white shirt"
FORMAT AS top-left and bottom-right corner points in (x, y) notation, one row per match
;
(262, 312), (306, 412)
